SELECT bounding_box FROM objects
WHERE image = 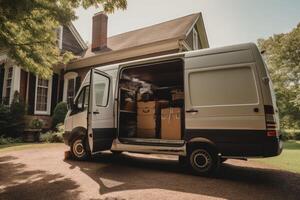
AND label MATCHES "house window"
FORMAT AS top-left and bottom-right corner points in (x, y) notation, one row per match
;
(2, 65), (21, 105)
(67, 79), (75, 103)
(35, 77), (52, 115)
(193, 28), (199, 50)
(4, 67), (13, 104)
(63, 72), (78, 103)
(56, 26), (63, 49)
